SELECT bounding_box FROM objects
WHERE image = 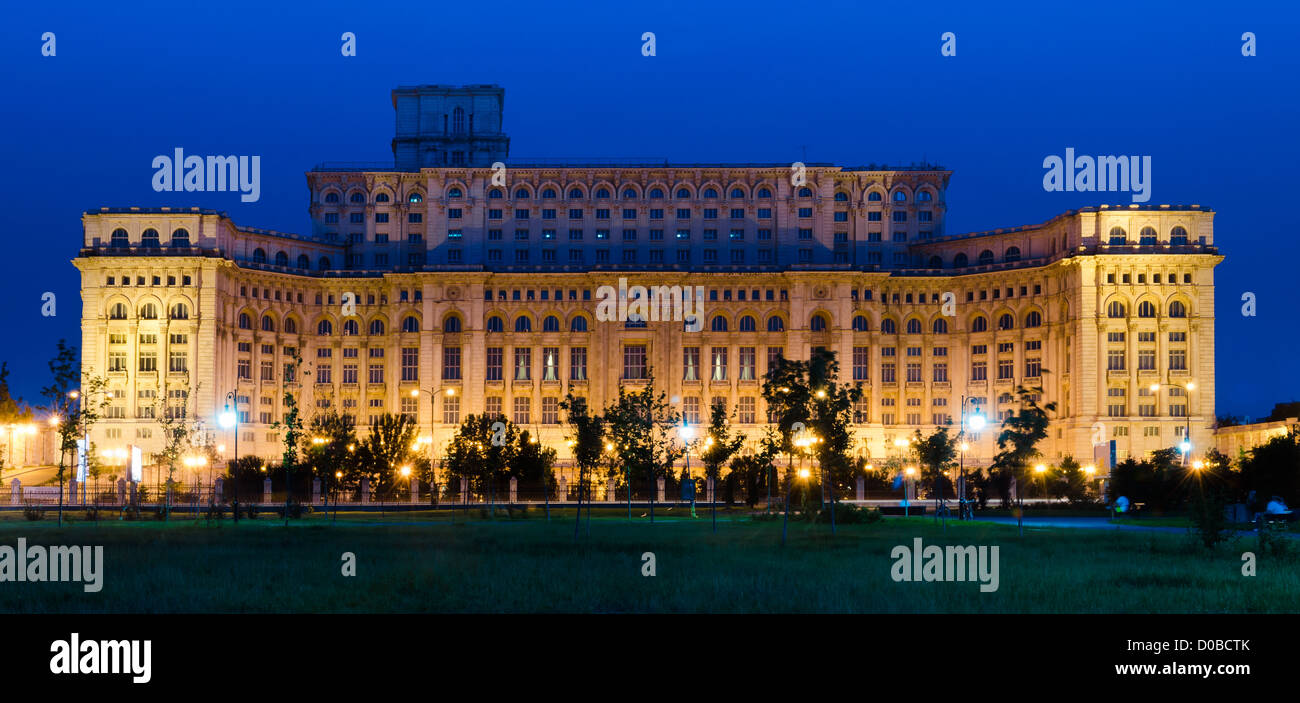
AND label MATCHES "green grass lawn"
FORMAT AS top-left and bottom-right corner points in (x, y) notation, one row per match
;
(0, 509), (1294, 613)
